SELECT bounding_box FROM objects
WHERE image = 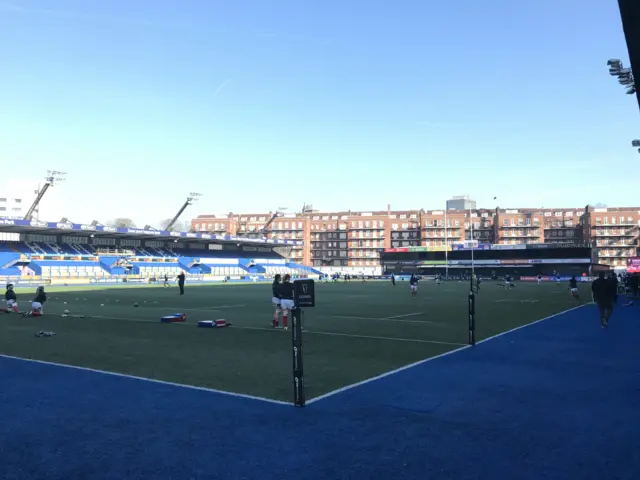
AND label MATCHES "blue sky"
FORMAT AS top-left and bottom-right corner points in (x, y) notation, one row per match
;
(0, 0), (637, 226)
